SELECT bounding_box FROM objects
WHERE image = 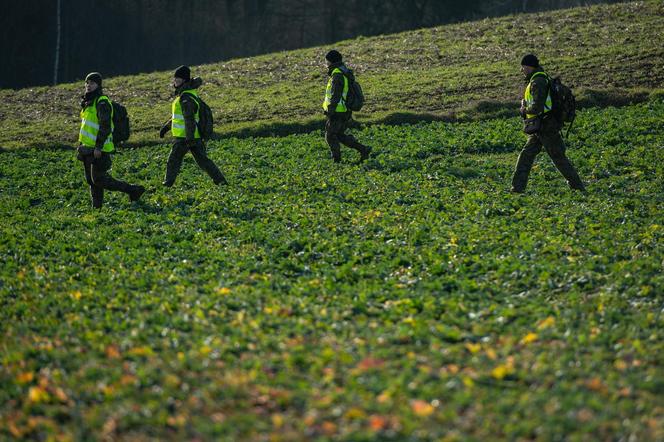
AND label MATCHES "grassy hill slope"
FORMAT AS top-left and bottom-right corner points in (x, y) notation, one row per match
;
(0, 0), (663, 149)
